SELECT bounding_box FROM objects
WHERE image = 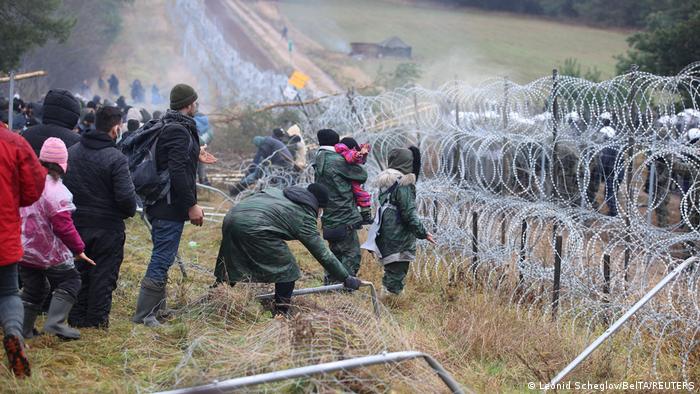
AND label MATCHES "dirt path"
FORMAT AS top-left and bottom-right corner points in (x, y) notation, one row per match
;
(223, 0), (342, 94)
(205, 1), (279, 72)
